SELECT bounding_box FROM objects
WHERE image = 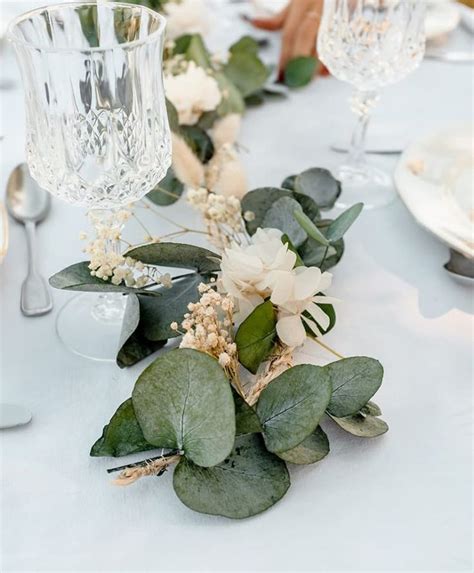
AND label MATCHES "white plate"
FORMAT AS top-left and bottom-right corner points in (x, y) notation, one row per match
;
(394, 125), (474, 260)
(425, 1), (461, 40)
